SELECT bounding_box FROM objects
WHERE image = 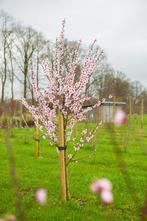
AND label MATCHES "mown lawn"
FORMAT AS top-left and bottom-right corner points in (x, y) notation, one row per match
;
(0, 117), (147, 221)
